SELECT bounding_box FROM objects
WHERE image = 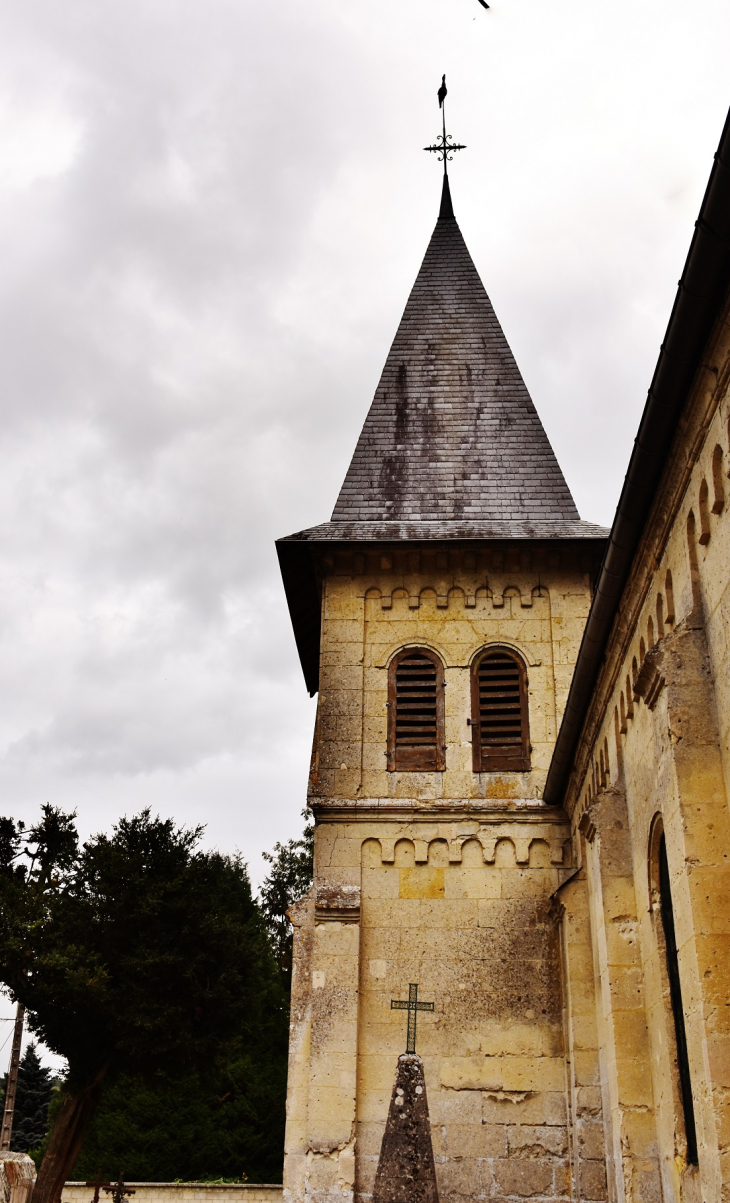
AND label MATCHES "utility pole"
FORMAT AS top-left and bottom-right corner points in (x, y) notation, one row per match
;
(0, 1002), (25, 1150)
